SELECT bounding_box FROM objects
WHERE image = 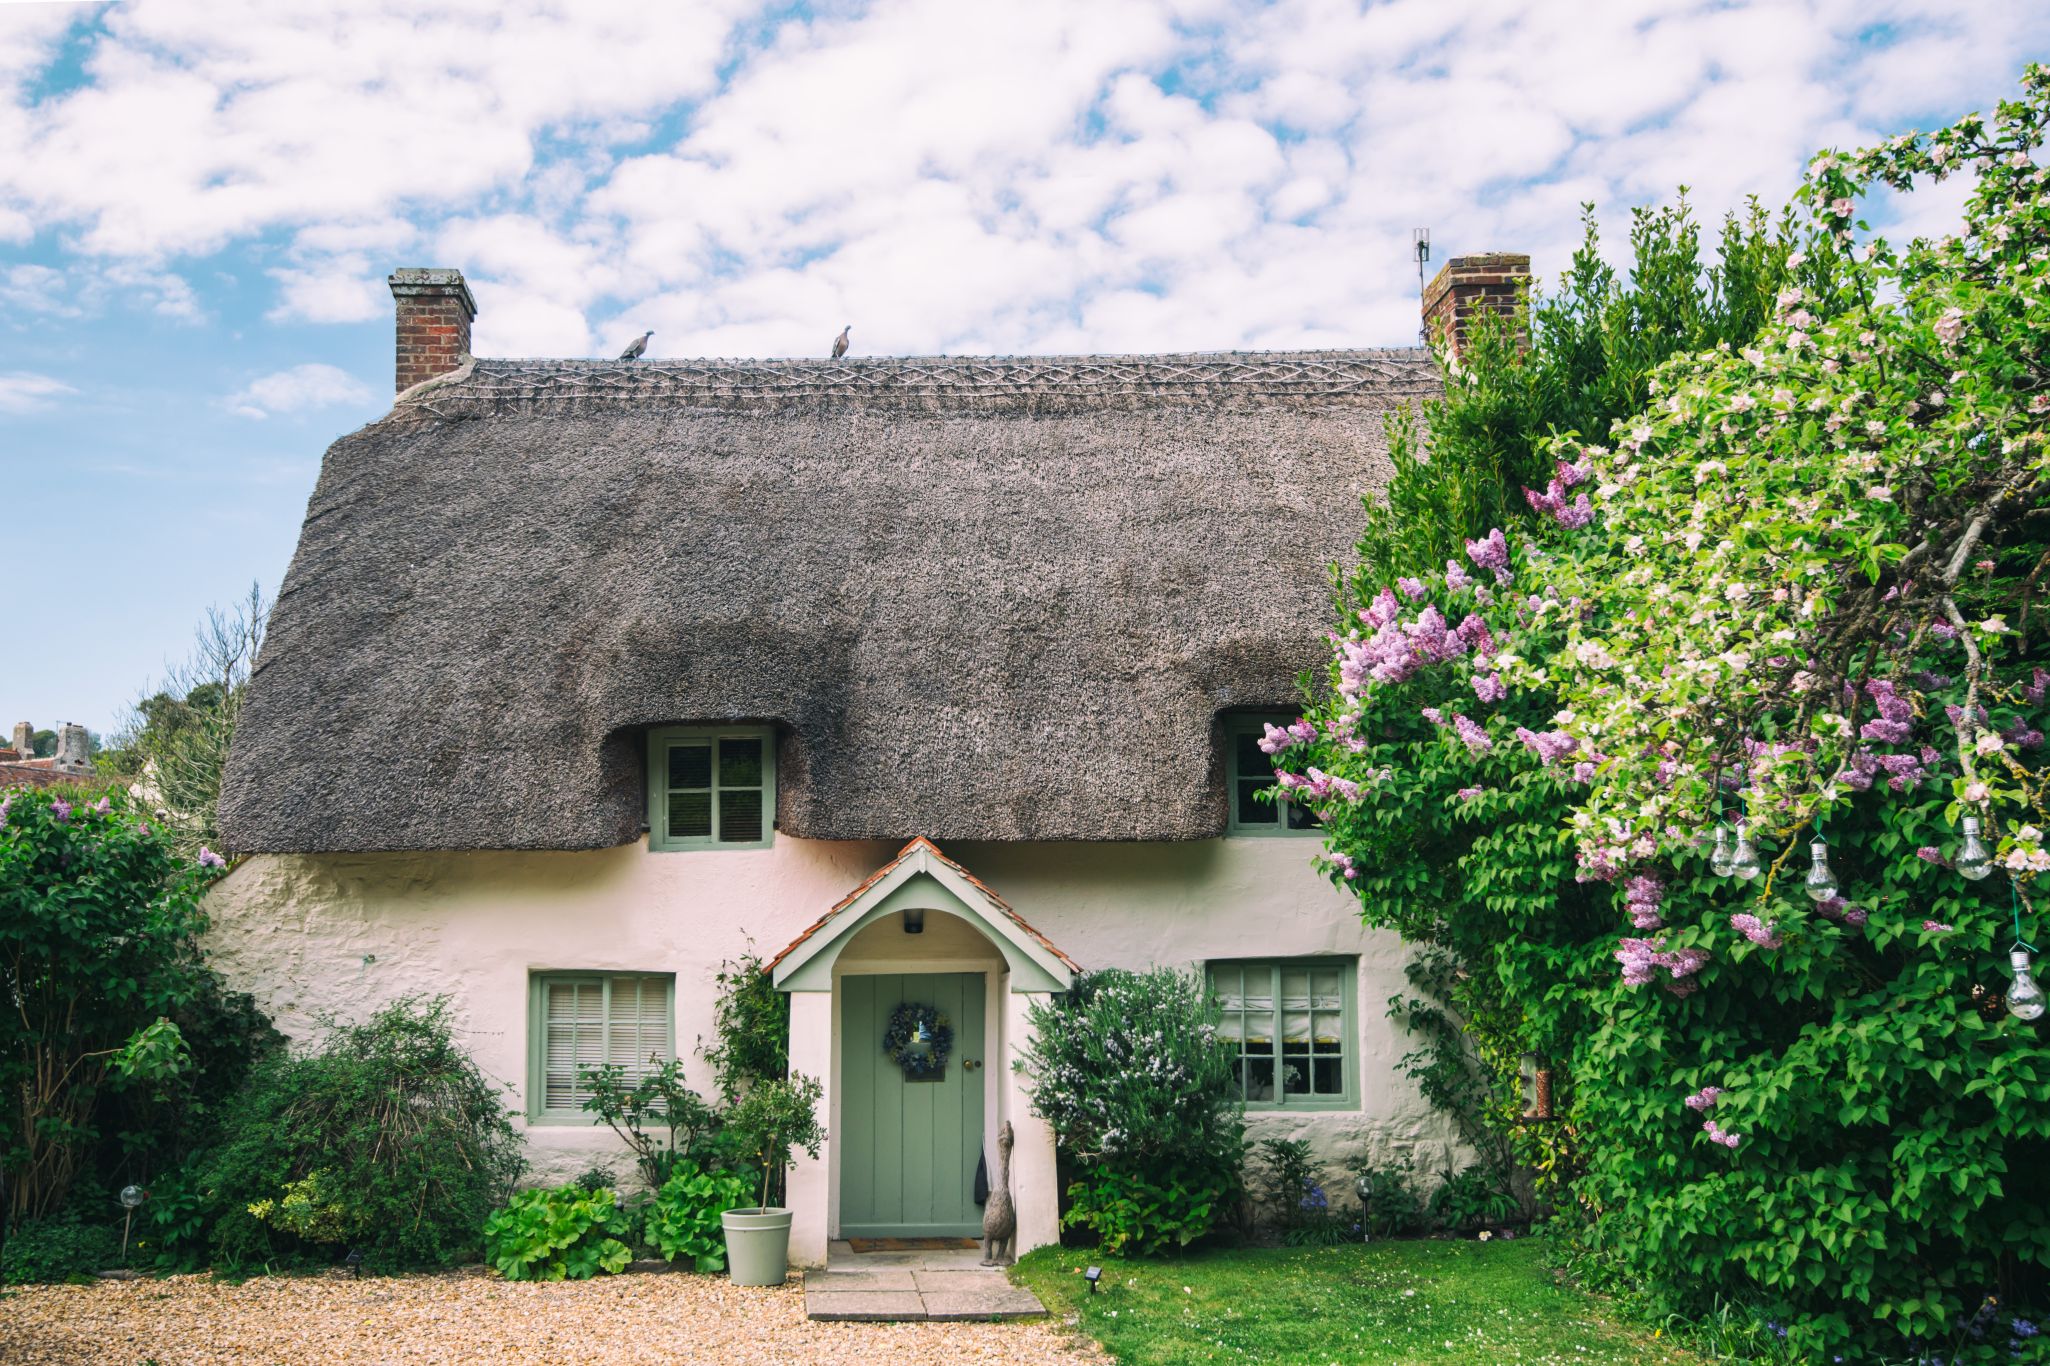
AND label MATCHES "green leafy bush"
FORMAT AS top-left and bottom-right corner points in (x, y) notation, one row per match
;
(1062, 1161), (1235, 1257)
(195, 997), (523, 1271)
(700, 951), (789, 1102)
(1427, 1165), (1520, 1233)
(483, 1185), (633, 1281)
(0, 1215), (122, 1284)
(643, 1161), (752, 1271)
(579, 1056), (725, 1188)
(0, 783), (269, 1230)
(1346, 1153), (1428, 1239)
(1018, 968), (1245, 1253)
